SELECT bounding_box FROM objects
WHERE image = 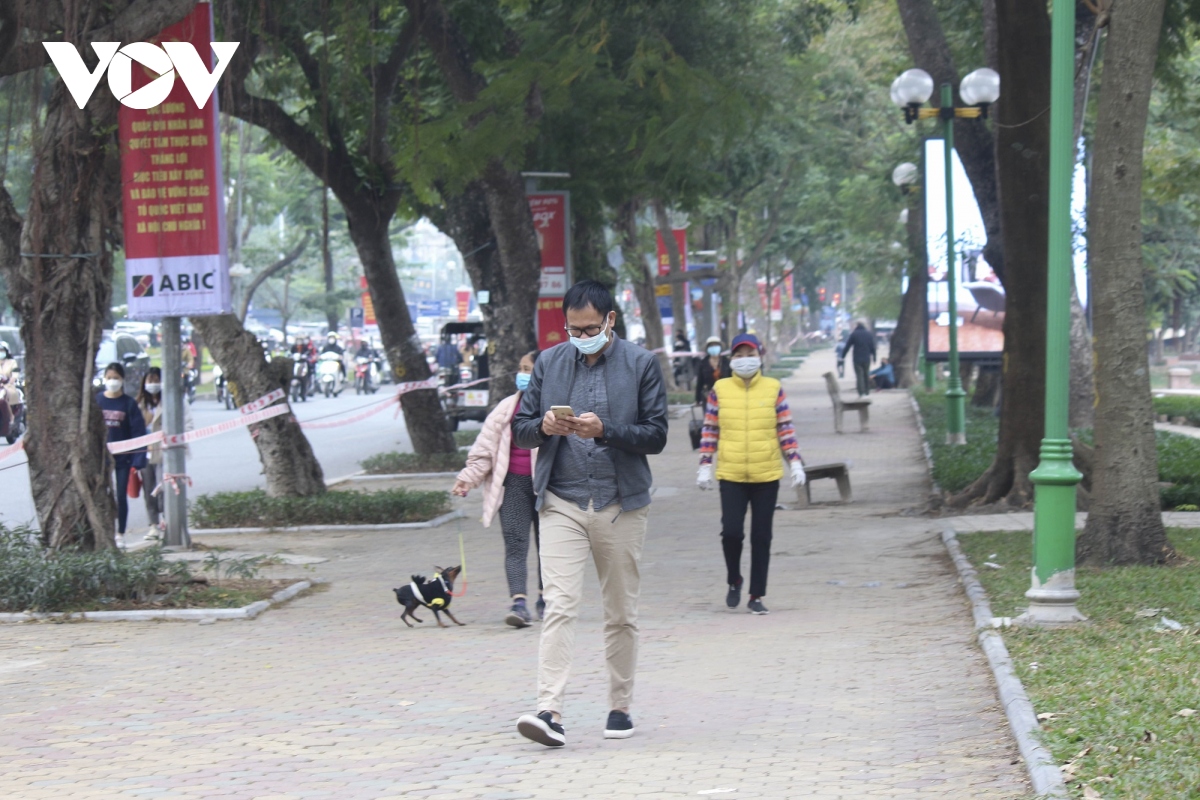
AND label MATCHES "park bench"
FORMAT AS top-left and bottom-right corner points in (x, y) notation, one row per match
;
(822, 371), (871, 433)
(795, 461), (852, 507)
